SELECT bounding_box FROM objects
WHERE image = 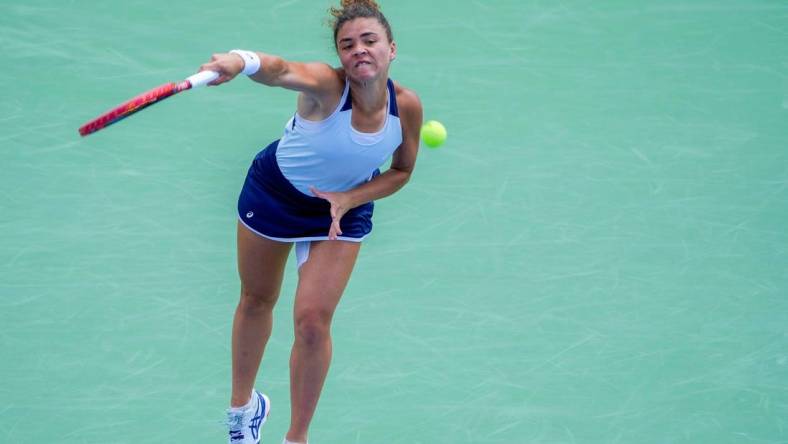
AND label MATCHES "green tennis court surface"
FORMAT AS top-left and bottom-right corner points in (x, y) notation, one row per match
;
(2, 1), (787, 442)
